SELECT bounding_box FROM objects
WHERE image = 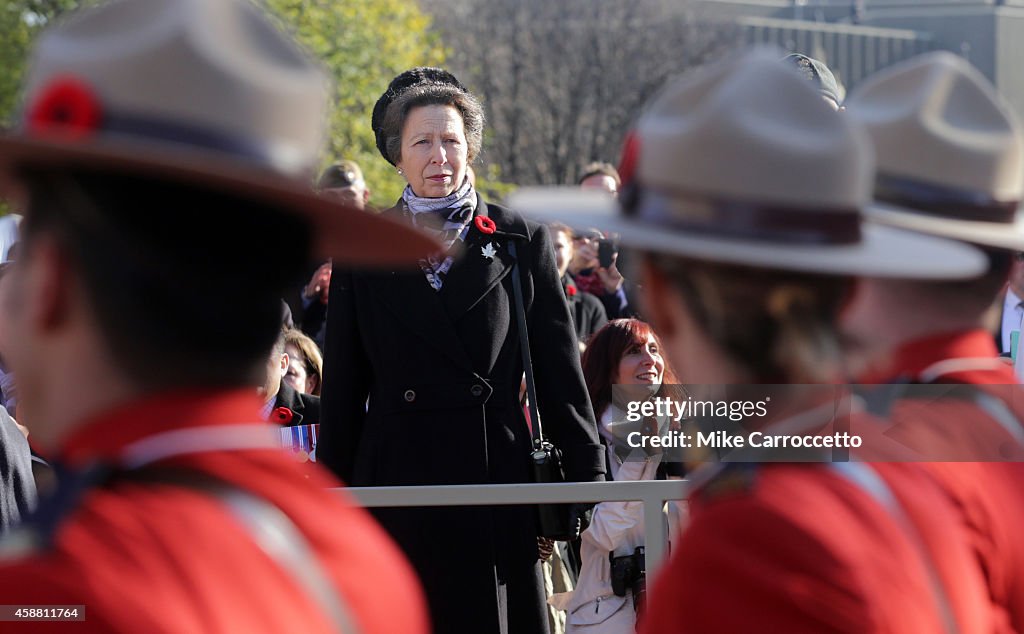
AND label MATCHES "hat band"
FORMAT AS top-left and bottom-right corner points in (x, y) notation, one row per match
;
(875, 173), (1019, 224)
(29, 109), (304, 175)
(625, 186), (862, 245)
